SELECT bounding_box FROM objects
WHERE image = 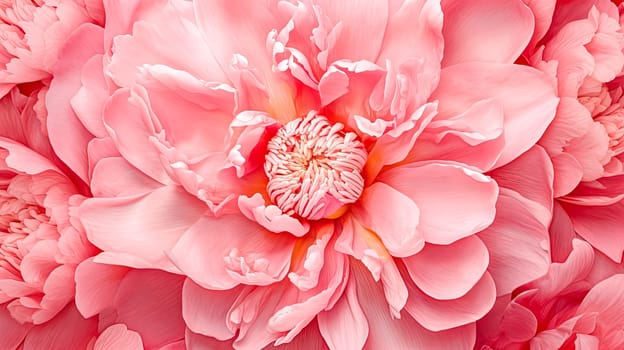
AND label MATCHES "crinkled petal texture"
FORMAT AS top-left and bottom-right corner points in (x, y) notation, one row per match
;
(0, 138), (95, 326)
(482, 239), (624, 349)
(49, 0), (563, 349)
